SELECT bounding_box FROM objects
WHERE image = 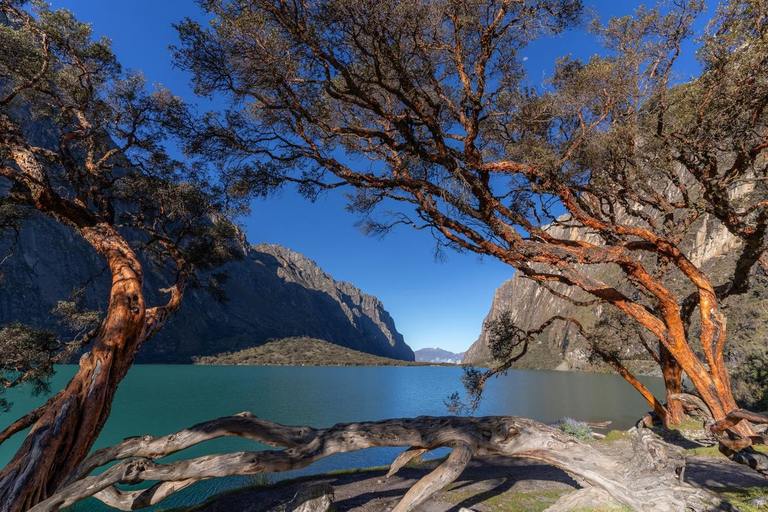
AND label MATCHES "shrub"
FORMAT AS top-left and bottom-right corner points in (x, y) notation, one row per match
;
(552, 417), (593, 441)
